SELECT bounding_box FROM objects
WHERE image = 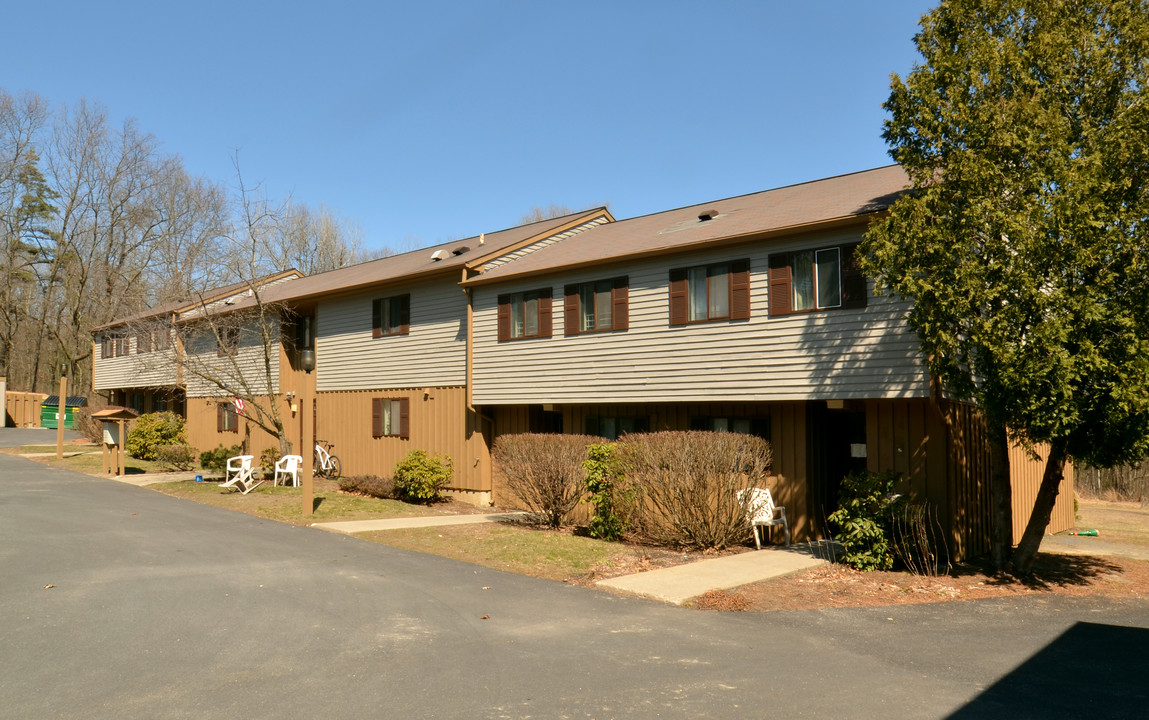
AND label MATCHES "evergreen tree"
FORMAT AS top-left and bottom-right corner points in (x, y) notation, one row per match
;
(863, 0), (1149, 574)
